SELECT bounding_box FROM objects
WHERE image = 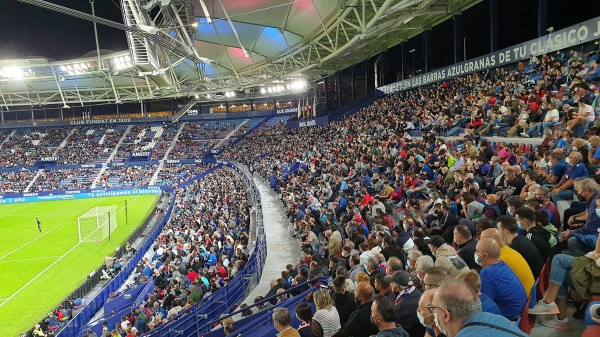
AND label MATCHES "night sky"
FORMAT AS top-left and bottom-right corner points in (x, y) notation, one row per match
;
(0, 0), (599, 72)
